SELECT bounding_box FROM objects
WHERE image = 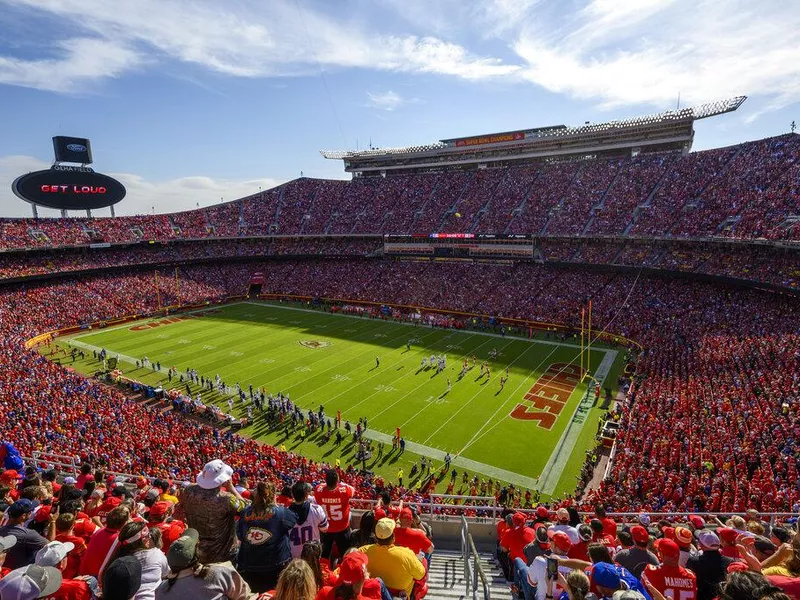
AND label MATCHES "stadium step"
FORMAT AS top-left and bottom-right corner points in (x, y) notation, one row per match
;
(425, 549), (510, 600)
